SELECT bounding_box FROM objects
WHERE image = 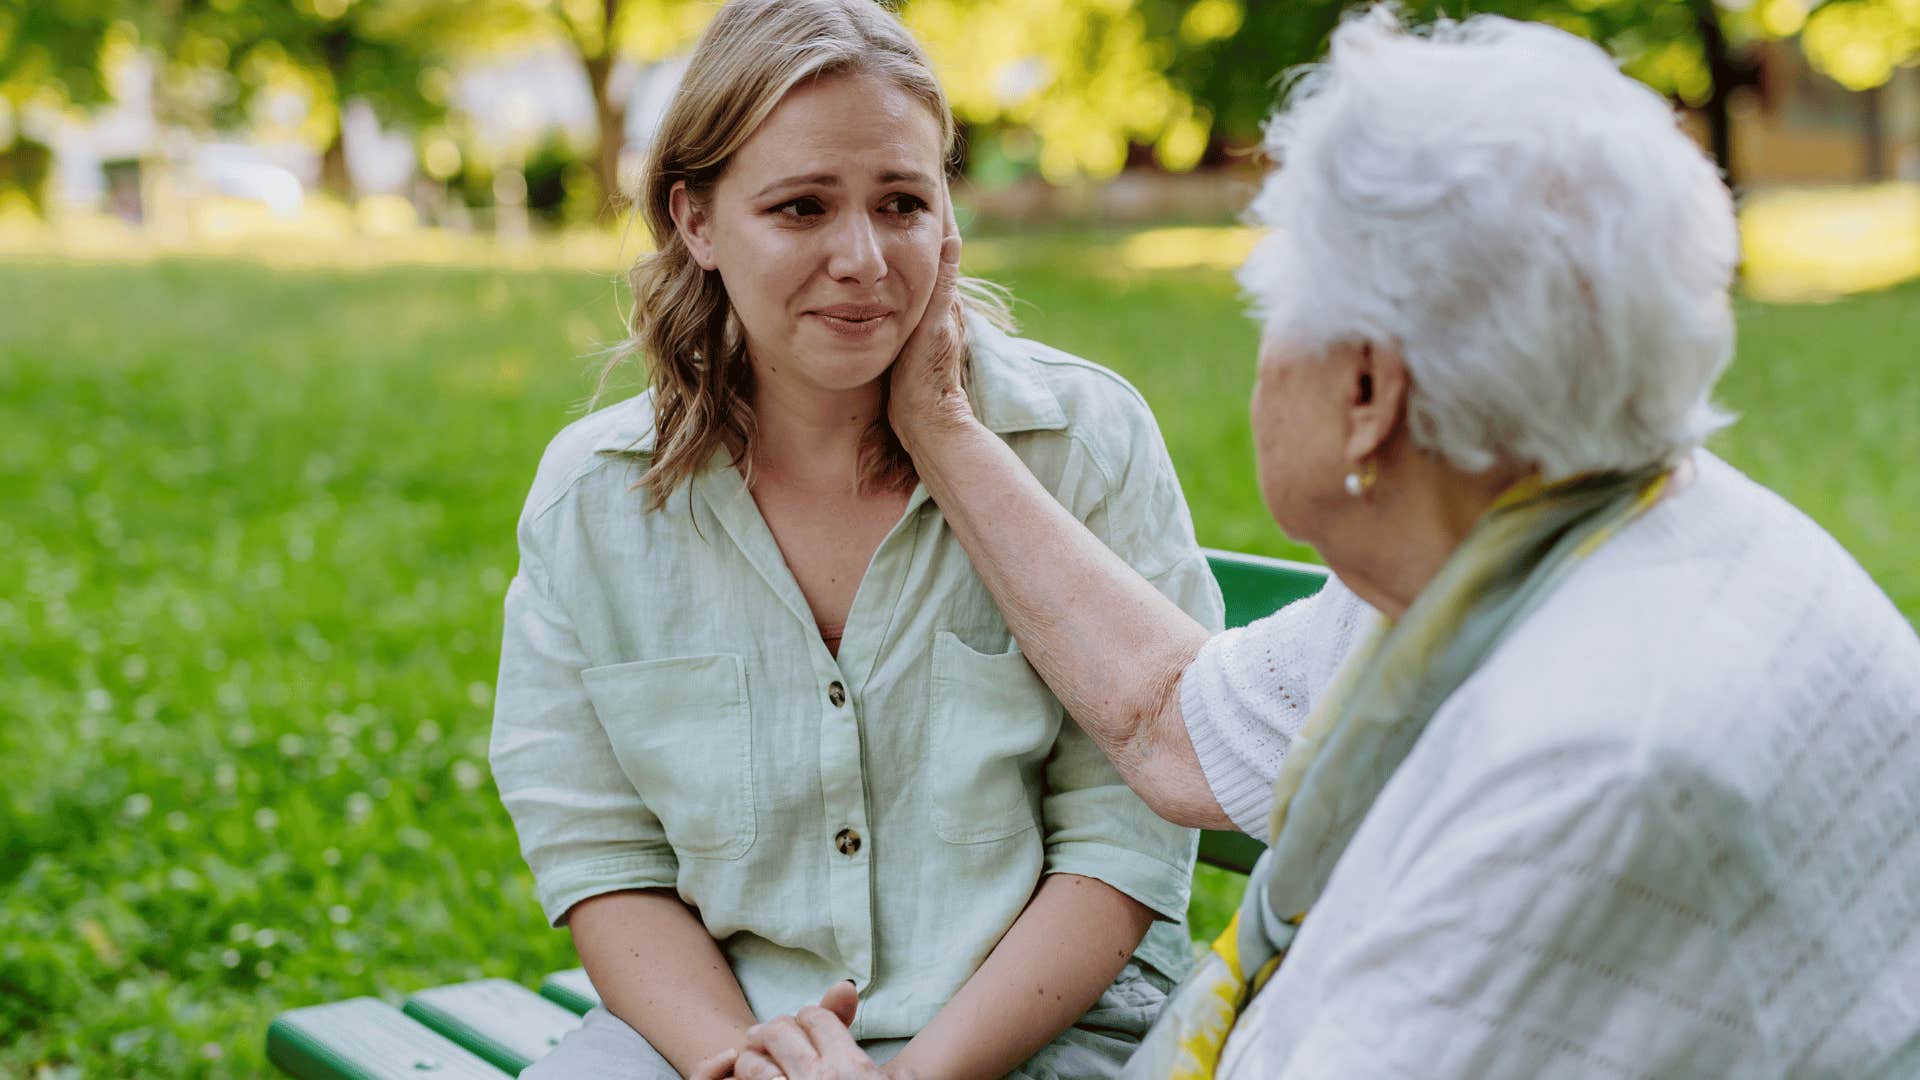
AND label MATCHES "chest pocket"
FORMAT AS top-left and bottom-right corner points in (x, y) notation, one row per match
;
(581, 652), (756, 859)
(928, 631), (1064, 844)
